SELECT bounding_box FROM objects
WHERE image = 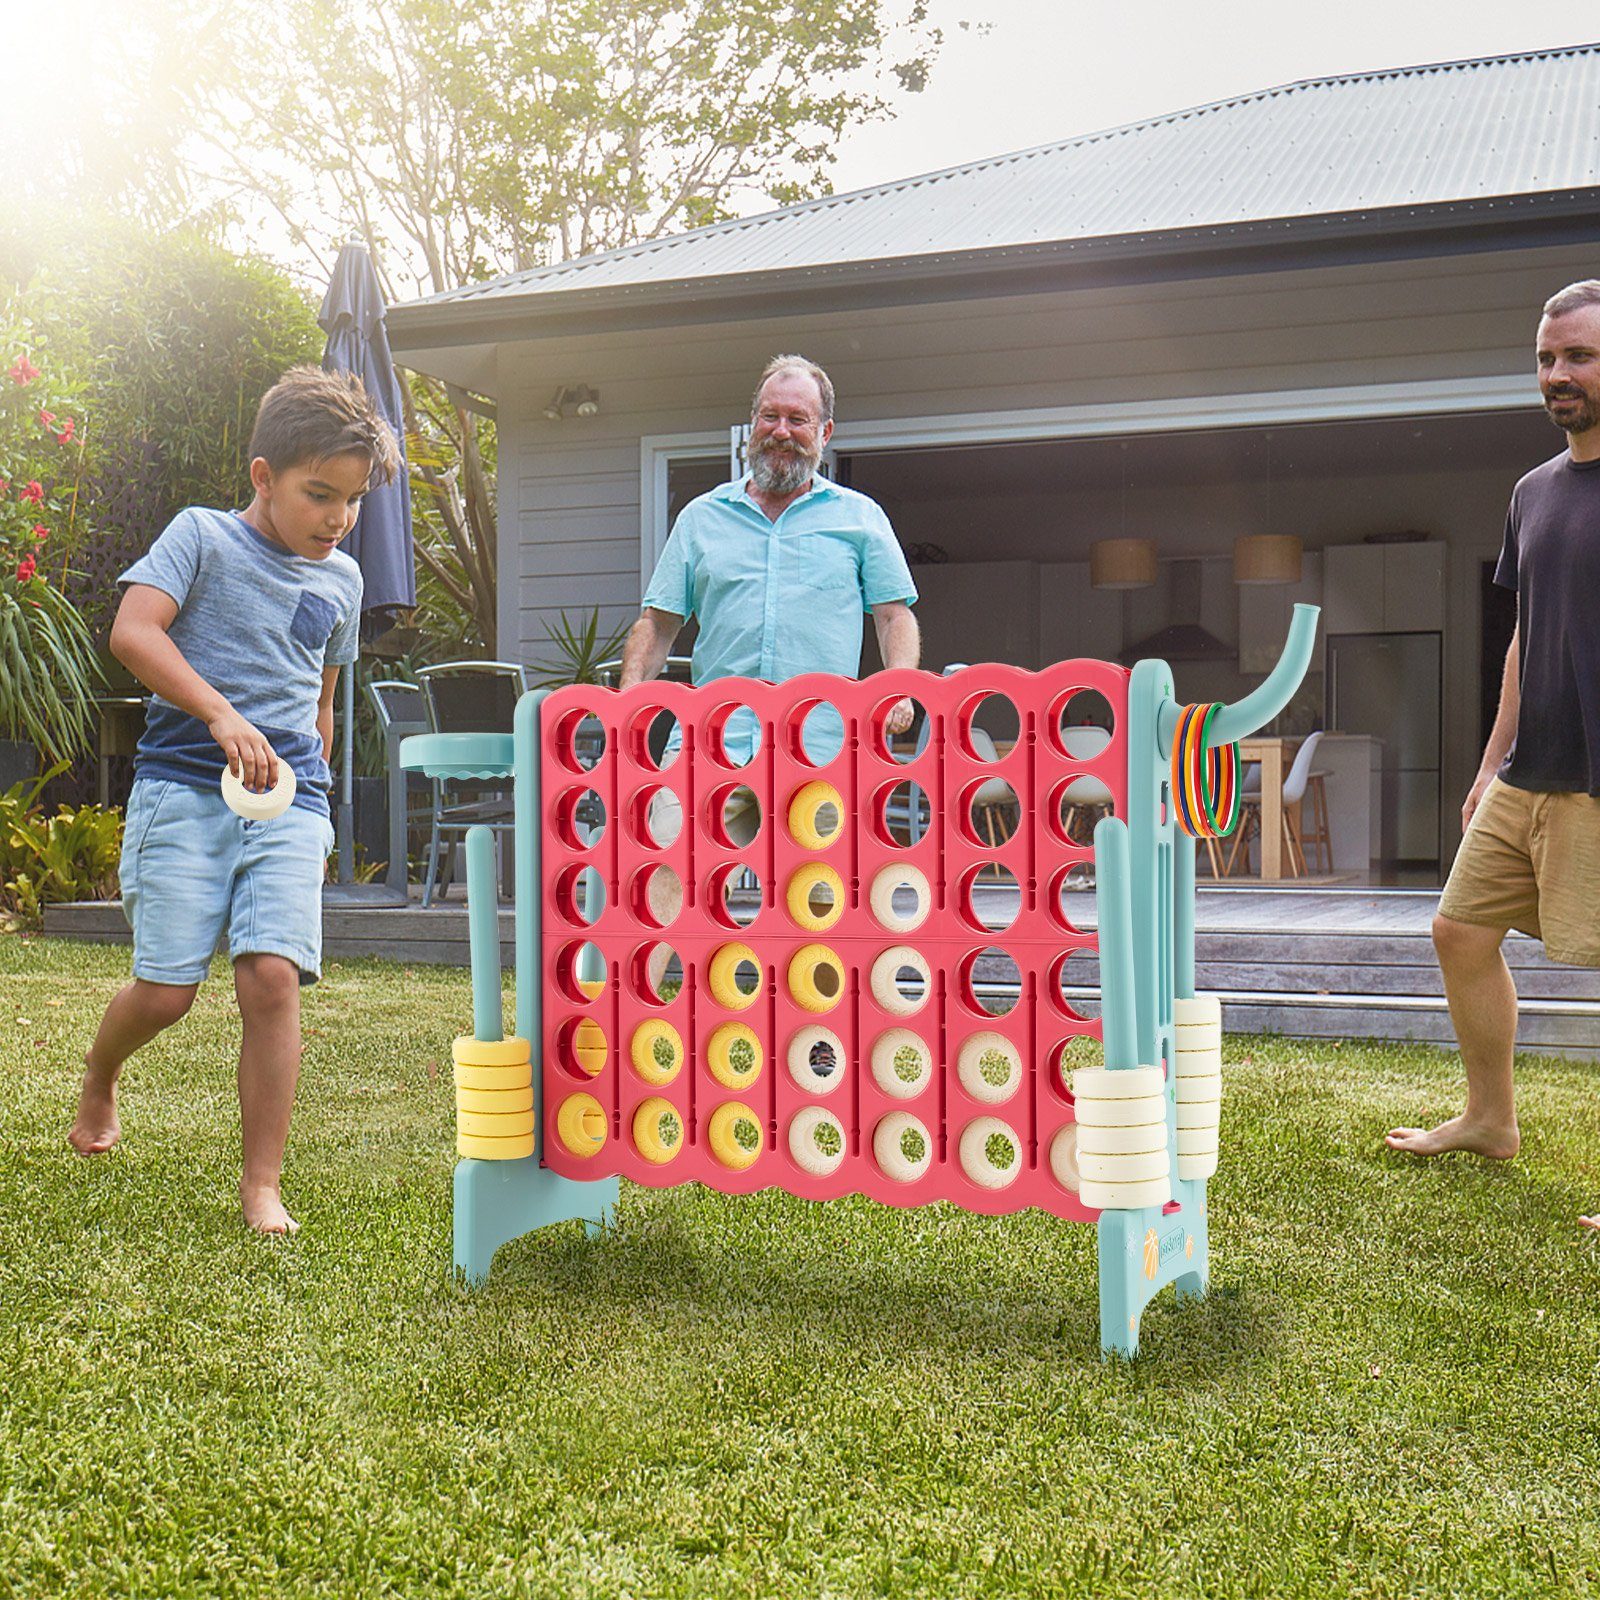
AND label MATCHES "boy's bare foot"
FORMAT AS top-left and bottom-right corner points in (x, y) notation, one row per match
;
(68, 1058), (121, 1155)
(1385, 1116), (1519, 1160)
(1580, 1215), (1600, 1232)
(240, 1183), (299, 1236)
